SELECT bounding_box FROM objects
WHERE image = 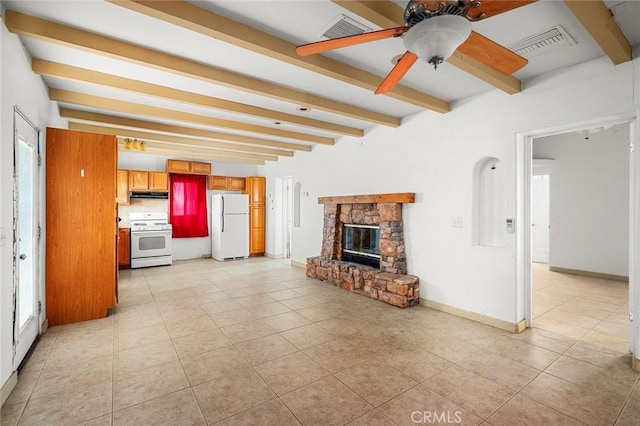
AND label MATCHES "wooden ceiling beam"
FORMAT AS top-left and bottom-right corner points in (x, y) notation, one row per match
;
(115, 138), (277, 162)
(334, 0), (522, 94)
(59, 108), (313, 152)
(116, 144), (266, 165)
(4, 10), (400, 127)
(108, 0), (450, 113)
(49, 88), (333, 145)
(31, 59), (363, 137)
(69, 122), (293, 157)
(563, 0), (632, 65)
